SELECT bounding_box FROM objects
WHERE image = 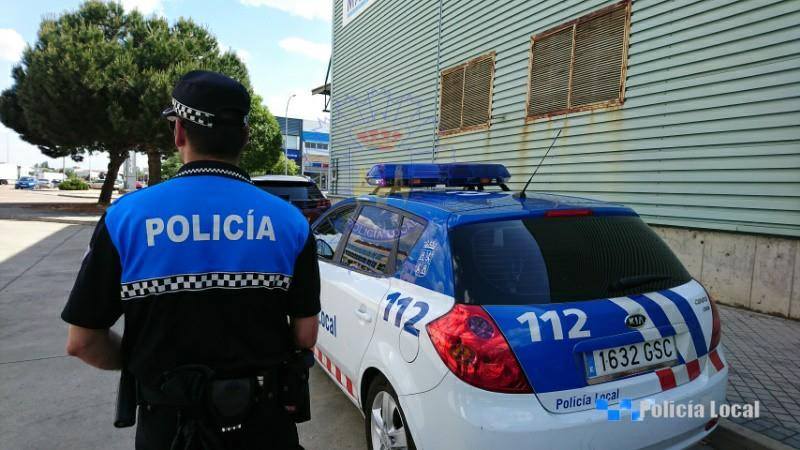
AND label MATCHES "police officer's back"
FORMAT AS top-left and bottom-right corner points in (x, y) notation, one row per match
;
(62, 71), (320, 449)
